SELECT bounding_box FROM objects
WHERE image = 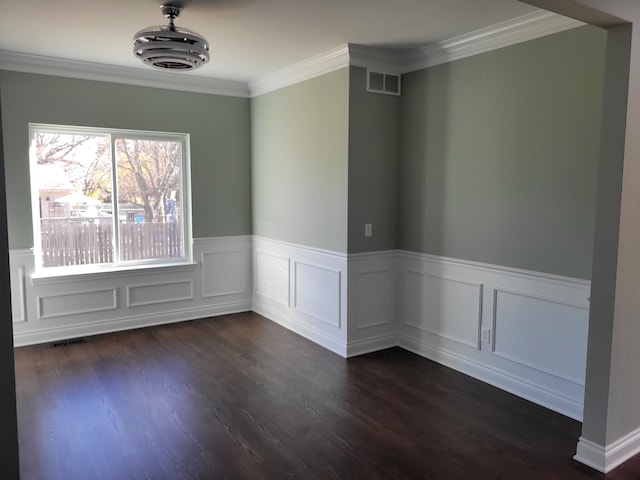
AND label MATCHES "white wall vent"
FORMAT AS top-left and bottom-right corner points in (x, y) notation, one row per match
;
(366, 70), (401, 96)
